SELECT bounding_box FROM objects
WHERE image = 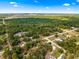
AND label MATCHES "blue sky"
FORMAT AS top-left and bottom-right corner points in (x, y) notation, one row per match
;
(0, 0), (79, 13)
